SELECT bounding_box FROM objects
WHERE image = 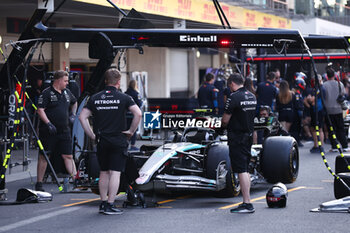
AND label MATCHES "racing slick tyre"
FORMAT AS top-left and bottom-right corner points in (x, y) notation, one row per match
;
(206, 144), (240, 197)
(335, 155), (350, 174)
(261, 136), (299, 184)
(334, 173), (350, 199)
